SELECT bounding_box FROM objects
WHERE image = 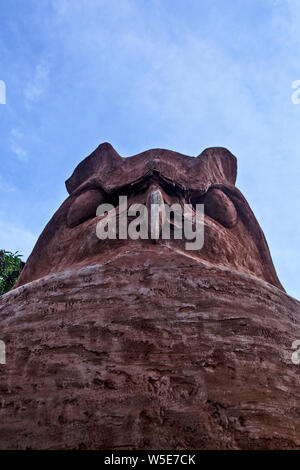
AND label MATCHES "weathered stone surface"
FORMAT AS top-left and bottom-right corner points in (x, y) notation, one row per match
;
(0, 248), (300, 449)
(0, 144), (299, 449)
